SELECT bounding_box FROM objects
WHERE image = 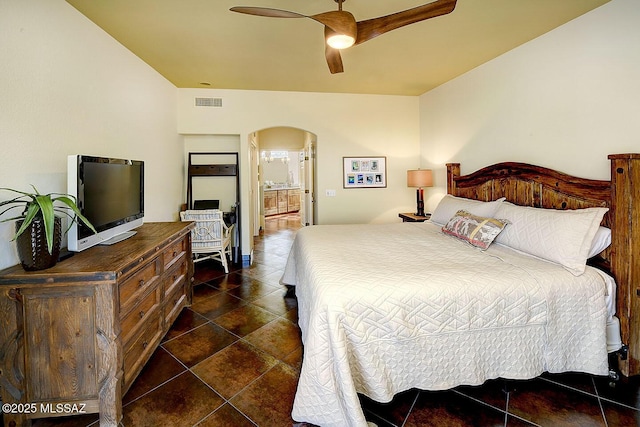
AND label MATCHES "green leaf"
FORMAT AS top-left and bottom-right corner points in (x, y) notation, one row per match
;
(0, 204), (28, 221)
(0, 187), (37, 198)
(53, 195), (97, 233)
(0, 194), (31, 209)
(14, 203), (41, 239)
(35, 194), (55, 253)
